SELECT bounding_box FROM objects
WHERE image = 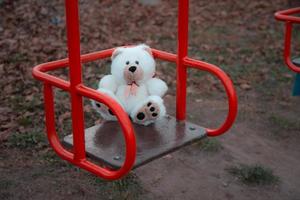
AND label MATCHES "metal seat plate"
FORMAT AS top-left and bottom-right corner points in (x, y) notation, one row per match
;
(63, 115), (206, 169)
(292, 58), (300, 66)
